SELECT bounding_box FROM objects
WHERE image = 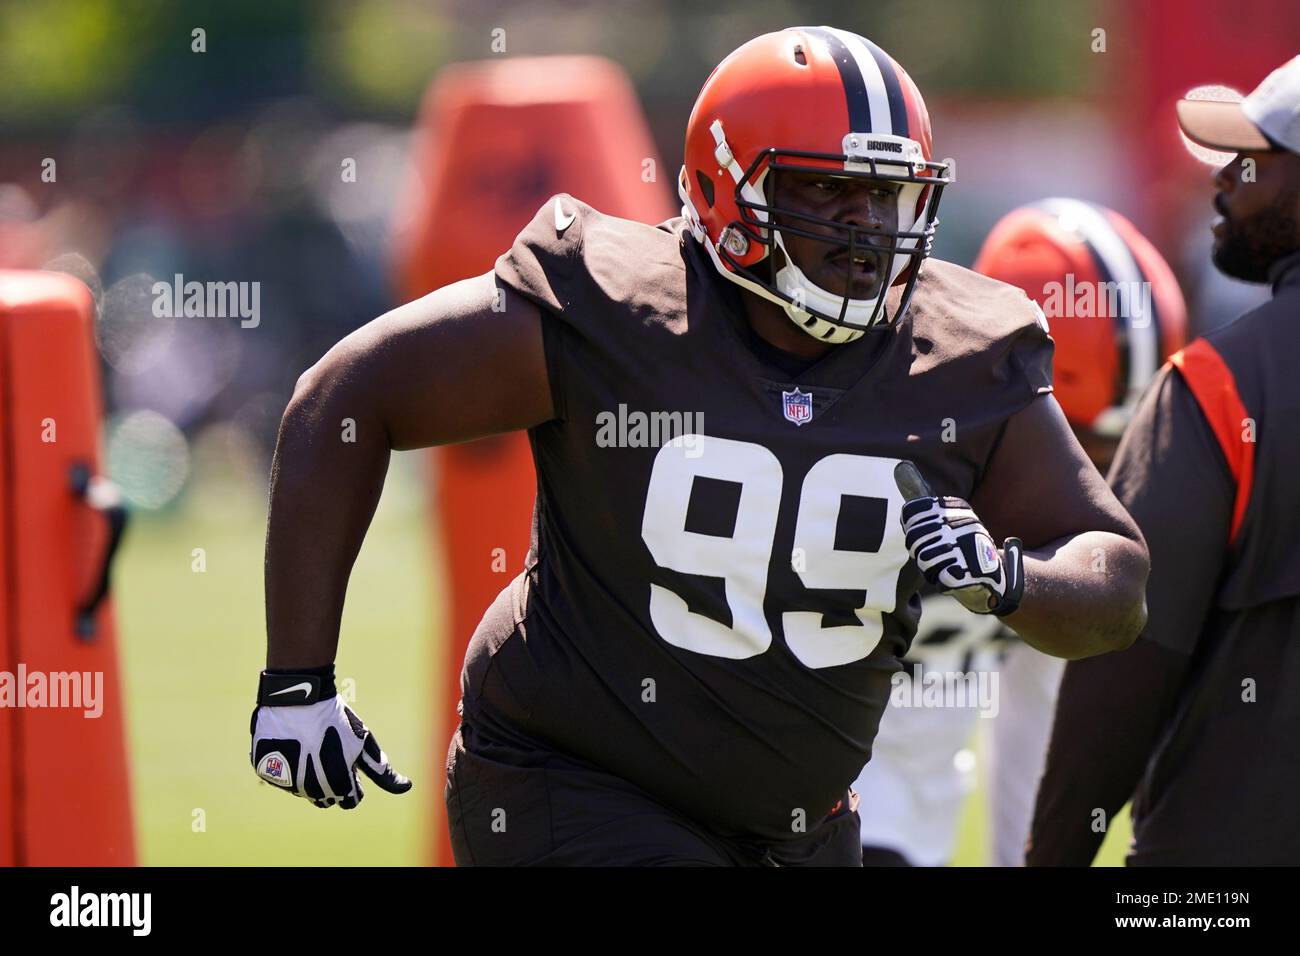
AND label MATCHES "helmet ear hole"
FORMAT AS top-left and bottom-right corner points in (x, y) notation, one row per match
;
(695, 170), (715, 208)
